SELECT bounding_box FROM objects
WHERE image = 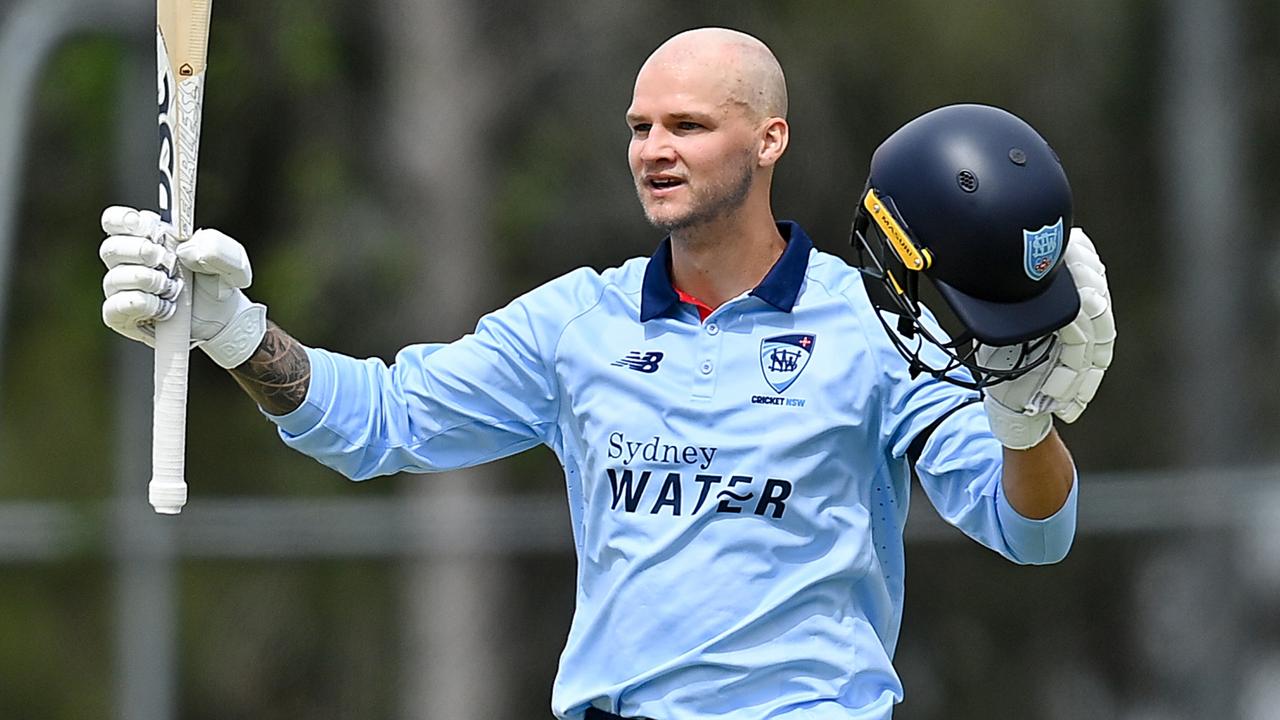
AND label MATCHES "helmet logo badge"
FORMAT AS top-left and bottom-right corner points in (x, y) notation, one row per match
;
(1023, 217), (1065, 281)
